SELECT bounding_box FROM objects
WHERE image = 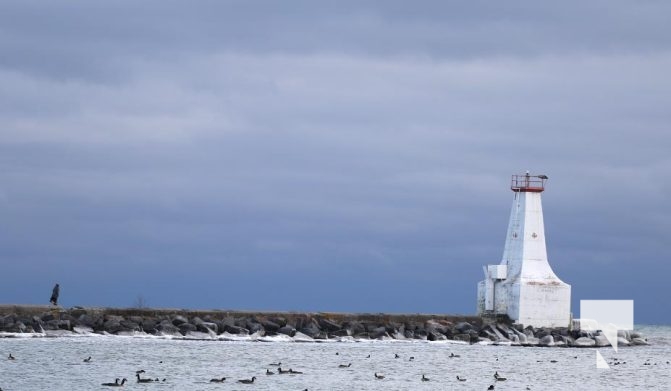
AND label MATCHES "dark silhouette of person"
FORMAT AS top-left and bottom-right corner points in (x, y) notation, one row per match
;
(50, 283), (60, 305)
